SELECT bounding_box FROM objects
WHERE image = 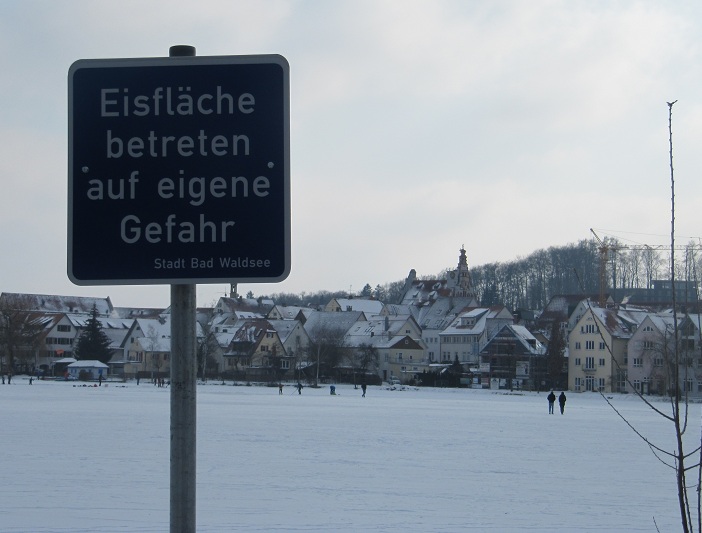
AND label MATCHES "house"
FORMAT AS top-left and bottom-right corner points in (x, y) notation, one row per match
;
(266, 319), (310, 361)
(374, 335), (425, 384)
(439, 306), (514, 365)
(626, 313), (677, 395)
(479, 324), (546, 390)
(678, 314), (702, 395)
(568, 305), (633, 393)
(626, 313), (702, 397)
(221, 319), (293, 381)
(343, 315), (425, 382)
(124, 317), (176, 379)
